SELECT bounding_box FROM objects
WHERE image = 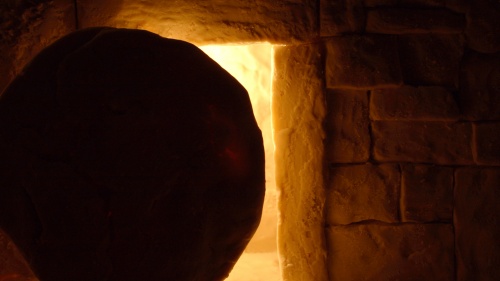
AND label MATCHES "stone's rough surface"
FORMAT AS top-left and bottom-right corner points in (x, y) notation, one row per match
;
(273, 44), (329, 281)
(364, 0), (468, 11)
(398, 34), (463, 88)
(455, 168), (500, 281)
(474, 123), (500, 165)
(0, 28), (265, 281)
(372, 121), (473, 164)
(371, 86), (459, 121)
(326, 164), (400, 225)
(325, 35), (402, 89)
(465, 0), (500, 53)
(0, 0), (75, 95)
(401, 164), (453, 222)
(0, 229), (38, 281)
(78, 0), (317, 44)
(325, 90), (370, 163)
(459, 51), (500, 121)
(320, 0), (364, 36)
(327, 223), (455, 281)
(366, 8), (465, 34)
